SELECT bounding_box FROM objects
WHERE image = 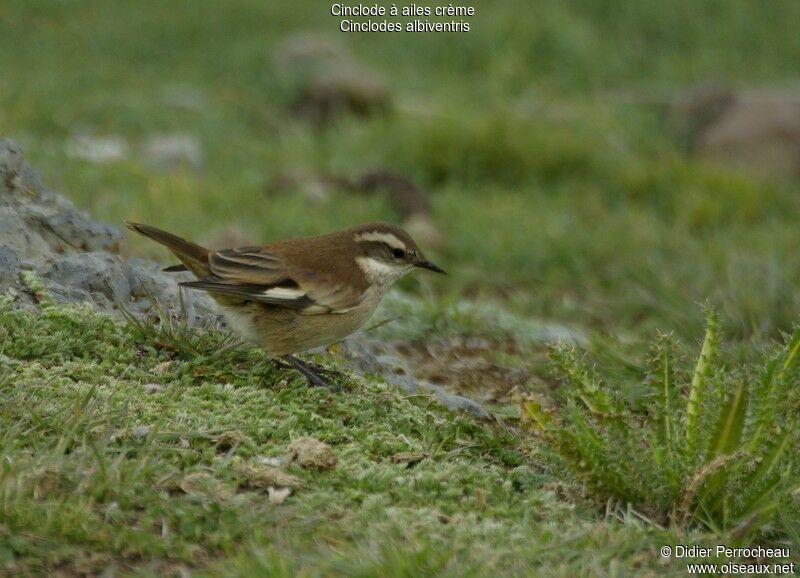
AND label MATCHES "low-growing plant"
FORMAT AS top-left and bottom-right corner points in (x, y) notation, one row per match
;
(522, 307), (800, 537)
